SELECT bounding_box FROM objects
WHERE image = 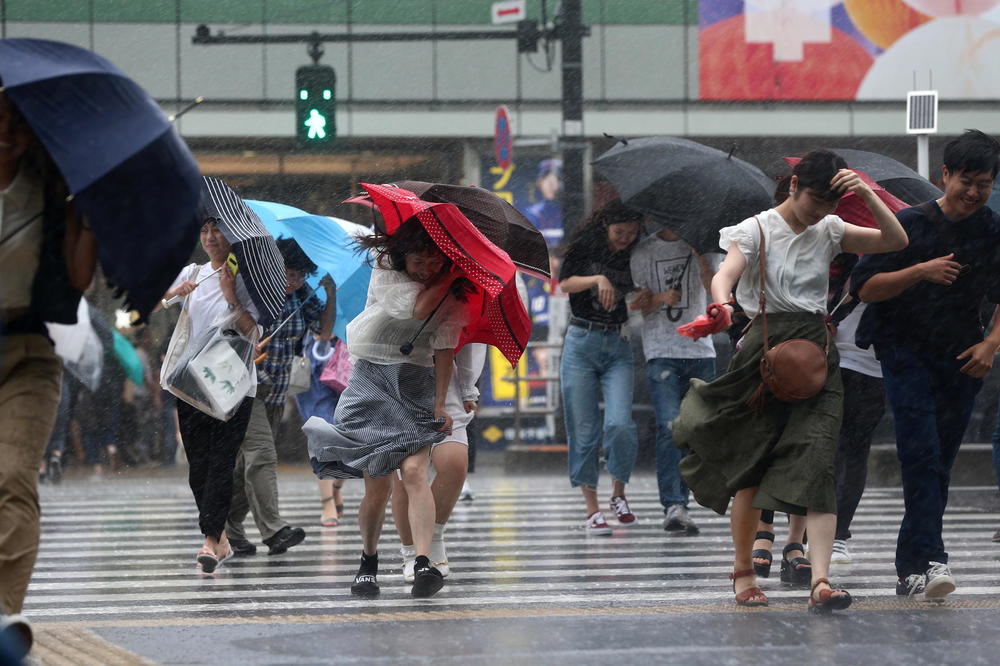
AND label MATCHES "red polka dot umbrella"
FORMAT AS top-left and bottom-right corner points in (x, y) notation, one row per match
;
(359, 183), (530, 367)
